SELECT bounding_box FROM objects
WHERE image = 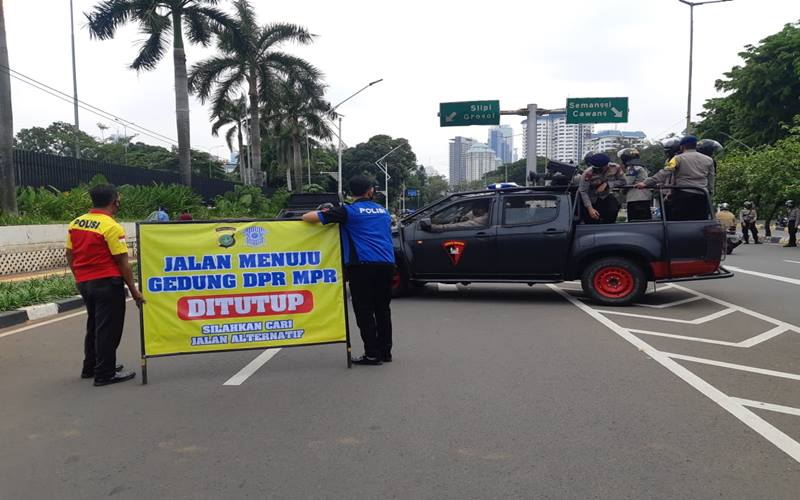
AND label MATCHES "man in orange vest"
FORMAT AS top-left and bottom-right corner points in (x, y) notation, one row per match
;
(66, 184), (144, 386)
